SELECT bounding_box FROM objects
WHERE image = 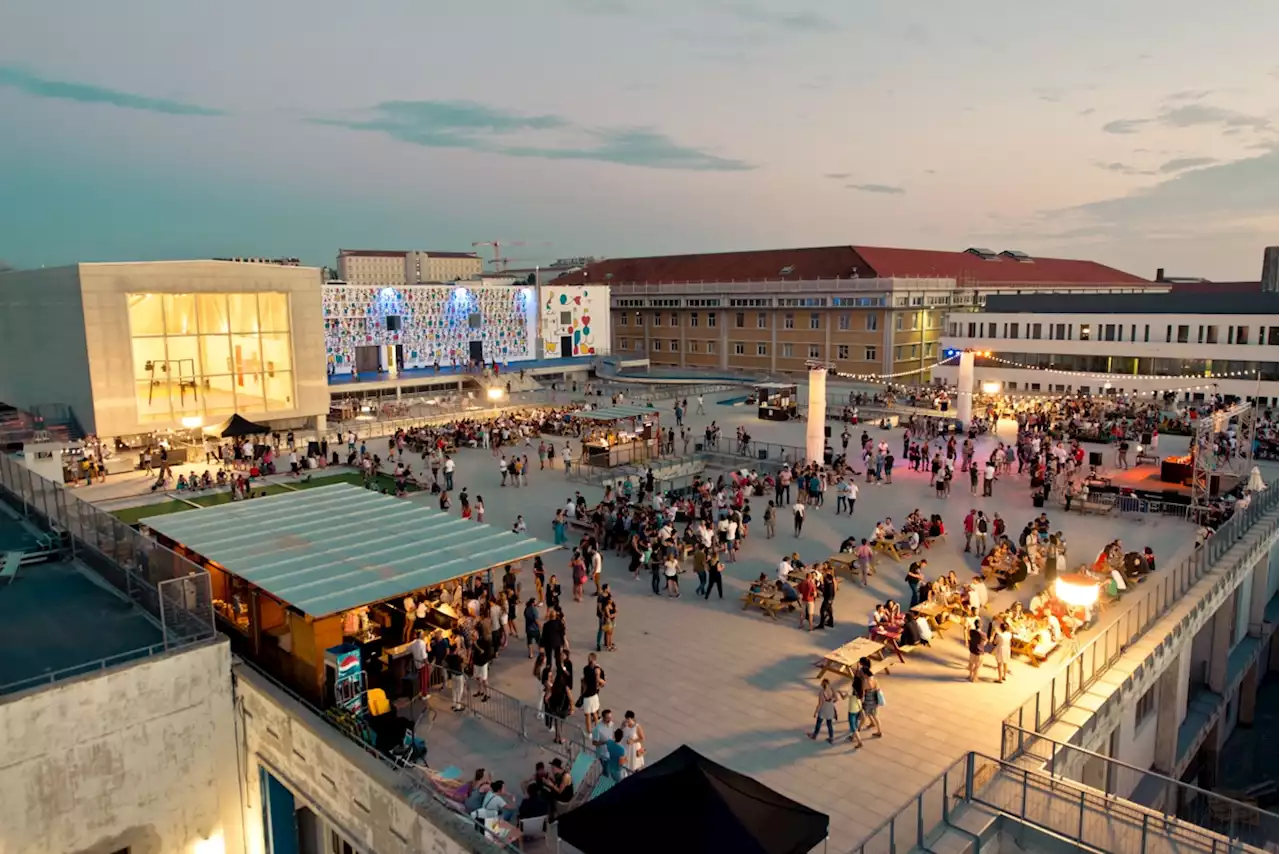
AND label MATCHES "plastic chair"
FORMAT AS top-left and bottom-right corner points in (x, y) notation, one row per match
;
(367, 688), (391, 717)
